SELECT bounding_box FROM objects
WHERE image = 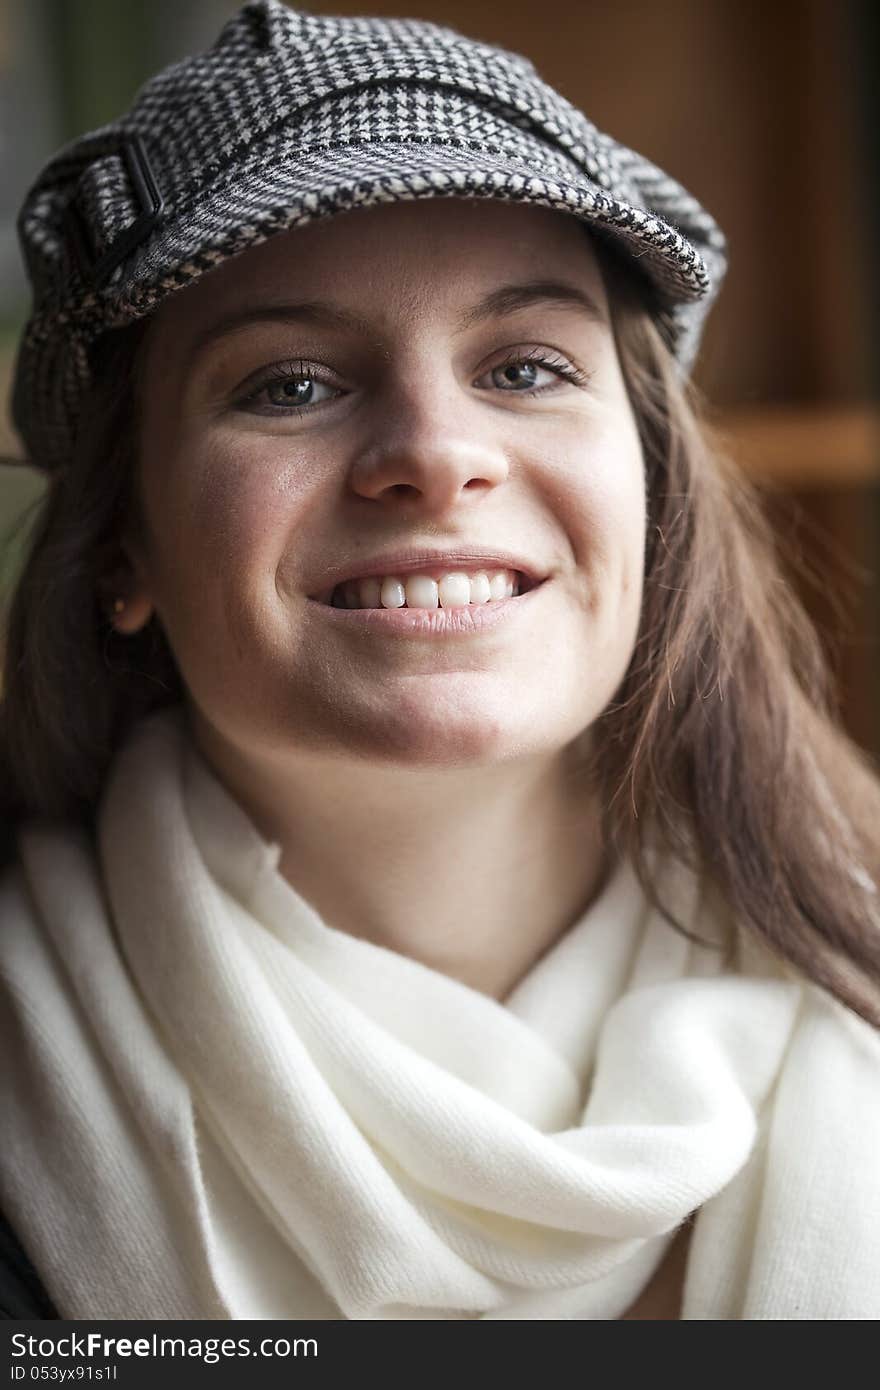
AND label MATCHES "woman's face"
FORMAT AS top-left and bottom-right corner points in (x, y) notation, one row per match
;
(126, 198), (646, 772)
